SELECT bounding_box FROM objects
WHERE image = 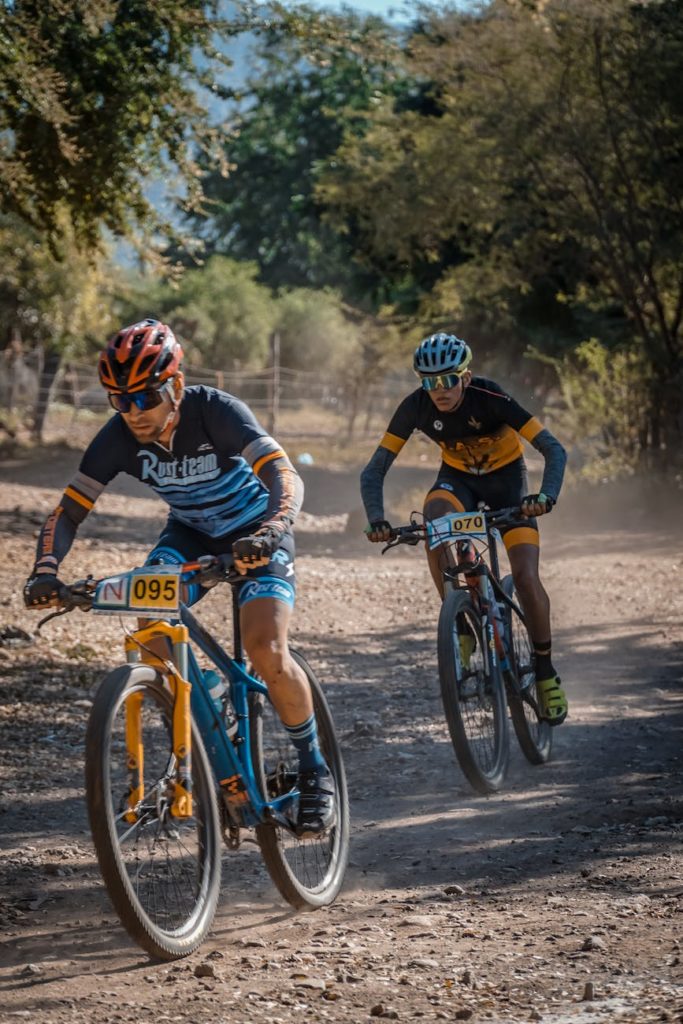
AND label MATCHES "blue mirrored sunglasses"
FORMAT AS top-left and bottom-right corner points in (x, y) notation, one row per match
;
(108, 387), (166, 413)
(420, 372), (463, 392)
